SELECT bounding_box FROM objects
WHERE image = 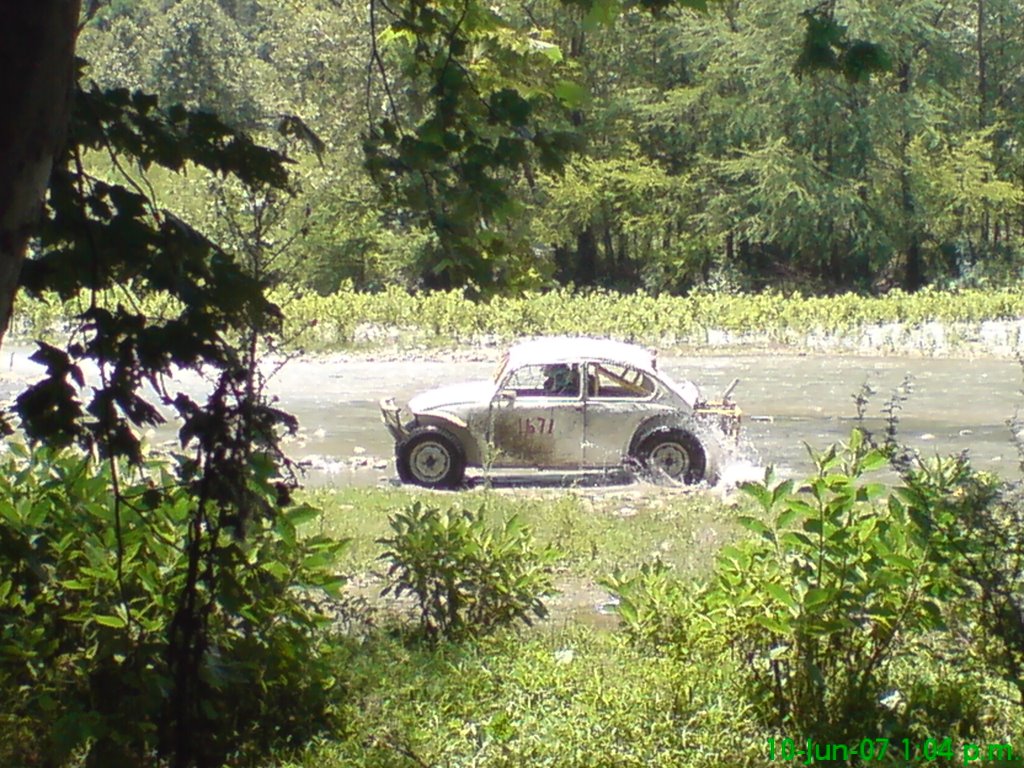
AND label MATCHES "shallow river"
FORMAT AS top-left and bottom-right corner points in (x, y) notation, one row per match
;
(2, 347), (1021, 485)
